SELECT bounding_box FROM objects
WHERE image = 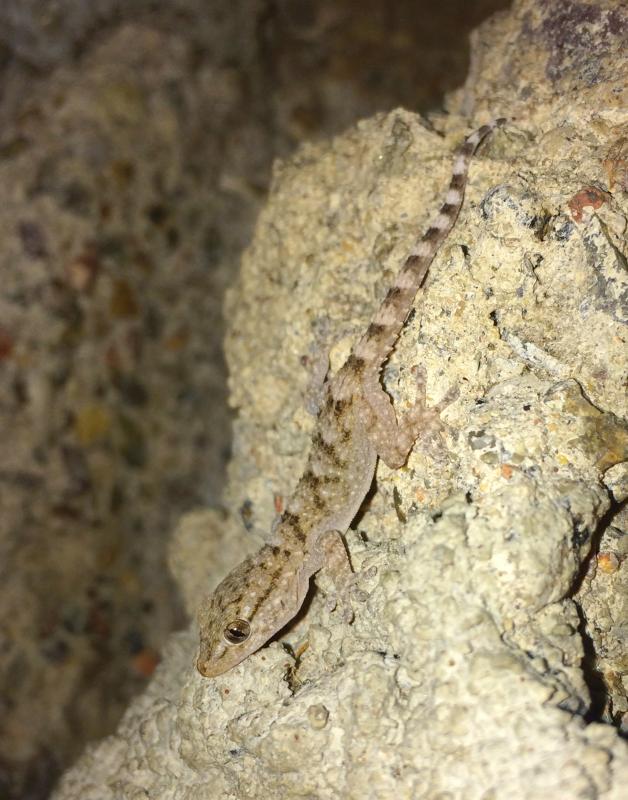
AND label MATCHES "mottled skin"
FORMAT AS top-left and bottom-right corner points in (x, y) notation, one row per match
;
(197, 120), (505, 678)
